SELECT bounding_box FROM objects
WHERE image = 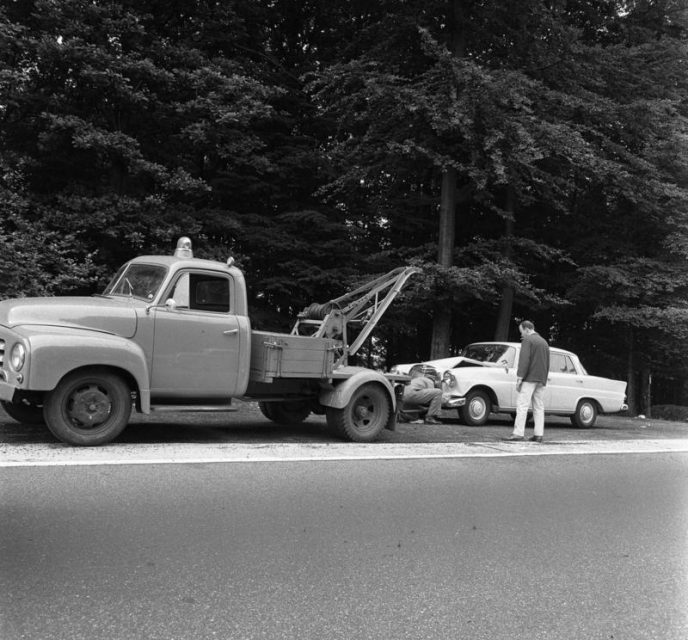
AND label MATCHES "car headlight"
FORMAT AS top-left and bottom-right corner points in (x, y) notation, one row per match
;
(10, 343), (26, 371)
(442, 371), (457, 388)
